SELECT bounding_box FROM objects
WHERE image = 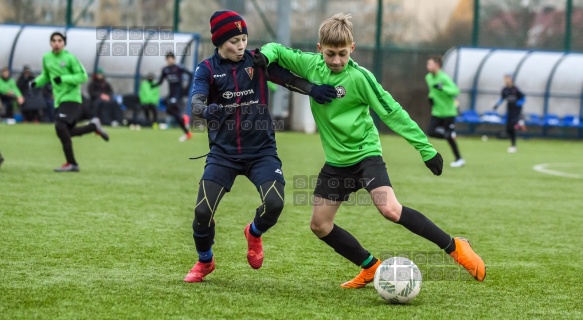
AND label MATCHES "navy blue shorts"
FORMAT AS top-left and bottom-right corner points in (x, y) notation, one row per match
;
(201, 154), (285, 191)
